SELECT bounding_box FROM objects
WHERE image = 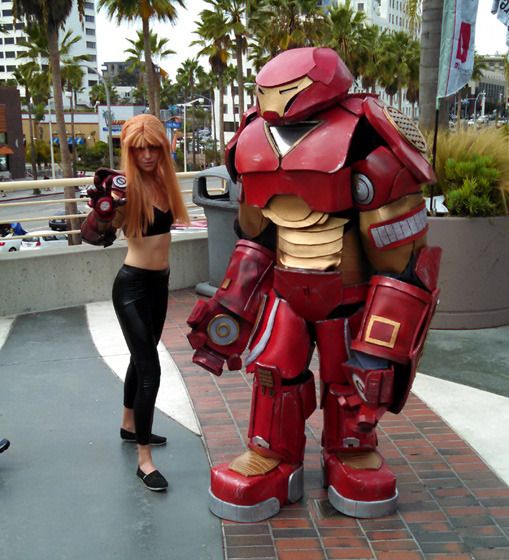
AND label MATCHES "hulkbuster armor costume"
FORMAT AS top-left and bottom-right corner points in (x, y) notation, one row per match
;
(187, 47), (441, 522)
